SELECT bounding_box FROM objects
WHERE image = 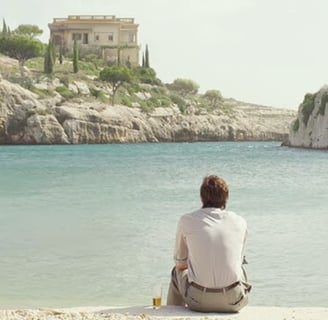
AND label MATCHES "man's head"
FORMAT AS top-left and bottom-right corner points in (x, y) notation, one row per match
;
(200, 175), (229, 209)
